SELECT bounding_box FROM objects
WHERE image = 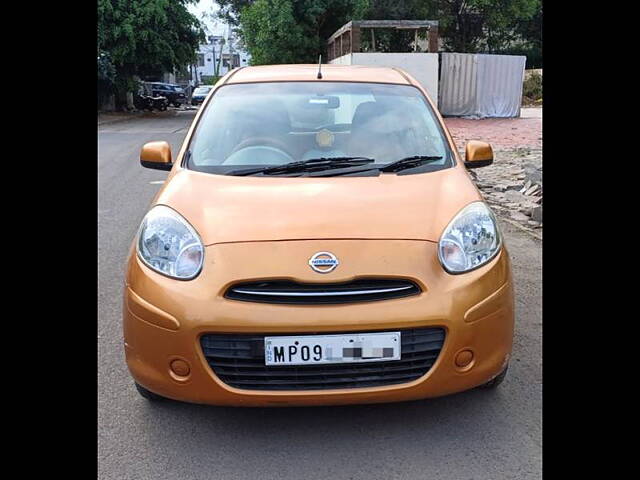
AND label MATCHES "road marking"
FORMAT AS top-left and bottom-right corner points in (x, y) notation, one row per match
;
(149, 180), (164, 185)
